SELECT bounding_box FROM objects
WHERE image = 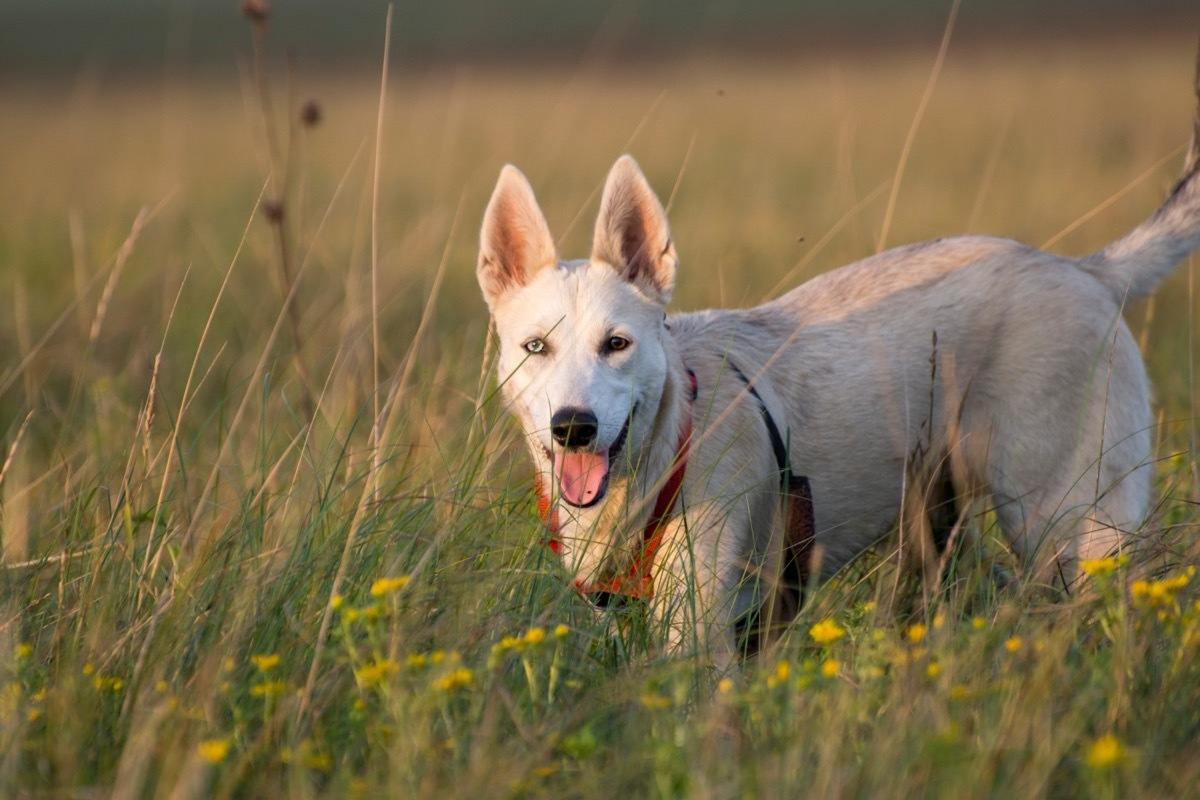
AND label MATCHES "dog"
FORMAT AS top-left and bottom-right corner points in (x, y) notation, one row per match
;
(475, 66), (1200, 665)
